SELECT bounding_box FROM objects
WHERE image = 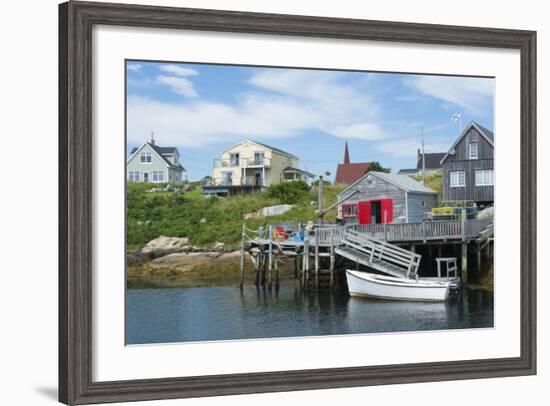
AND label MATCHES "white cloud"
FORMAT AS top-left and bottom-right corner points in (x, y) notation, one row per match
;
(128, 69), (385, 147)
(376, 138), (450, 158)
(127, 63), (142, 72)
(156, 76), (198, 97)
(406, 76), (494, 114)
(158, 64), (198, 77)
(322, 122), (385, 140)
